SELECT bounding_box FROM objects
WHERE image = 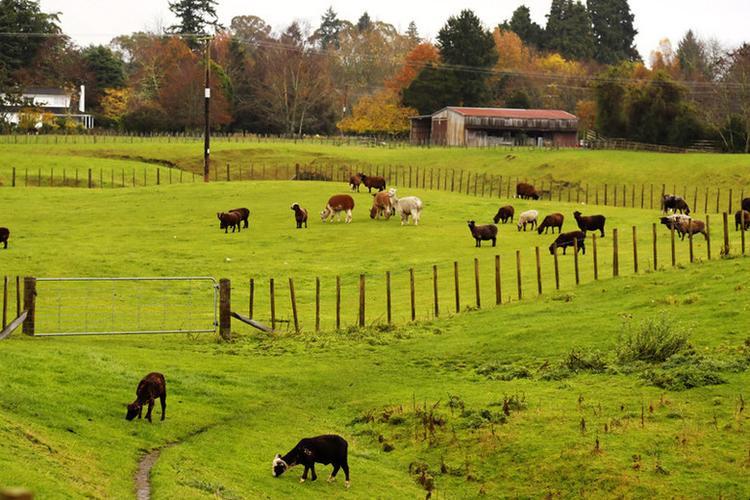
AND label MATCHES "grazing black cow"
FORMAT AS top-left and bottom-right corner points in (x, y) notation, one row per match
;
(273, 434), (350, 488)
(126, 372), (166, 423)
(0, 227), (9, 249)
(549, 231), (586, 255)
